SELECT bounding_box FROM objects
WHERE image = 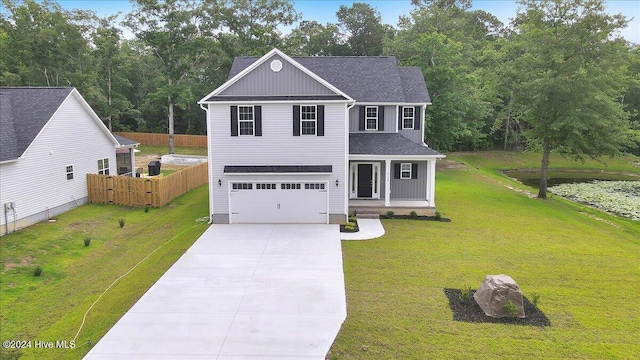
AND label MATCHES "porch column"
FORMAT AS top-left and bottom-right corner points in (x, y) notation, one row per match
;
(385, 159), (391, 207)
(428, 160), (436, 207)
